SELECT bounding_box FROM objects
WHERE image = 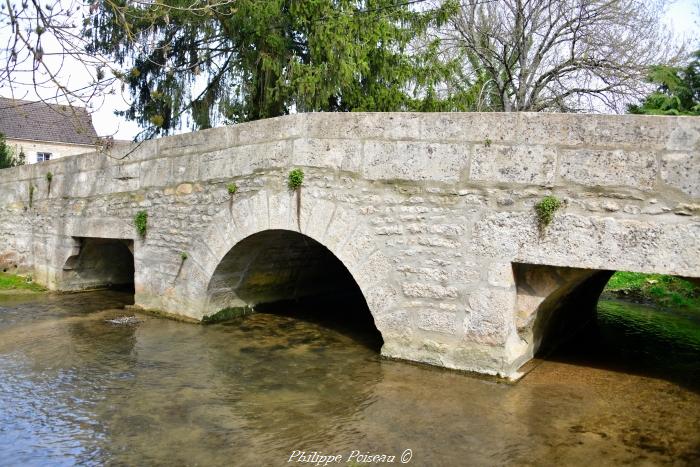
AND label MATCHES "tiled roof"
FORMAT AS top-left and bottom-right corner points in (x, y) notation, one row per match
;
(0, 97), (99, 145)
